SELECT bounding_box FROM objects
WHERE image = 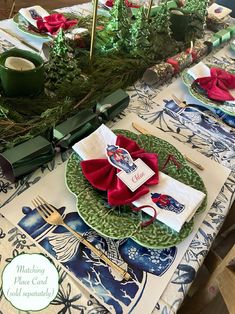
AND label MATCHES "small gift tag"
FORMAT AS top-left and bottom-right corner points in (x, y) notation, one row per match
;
(106, 144), (155, 192)
(207, 3), (232, 20)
